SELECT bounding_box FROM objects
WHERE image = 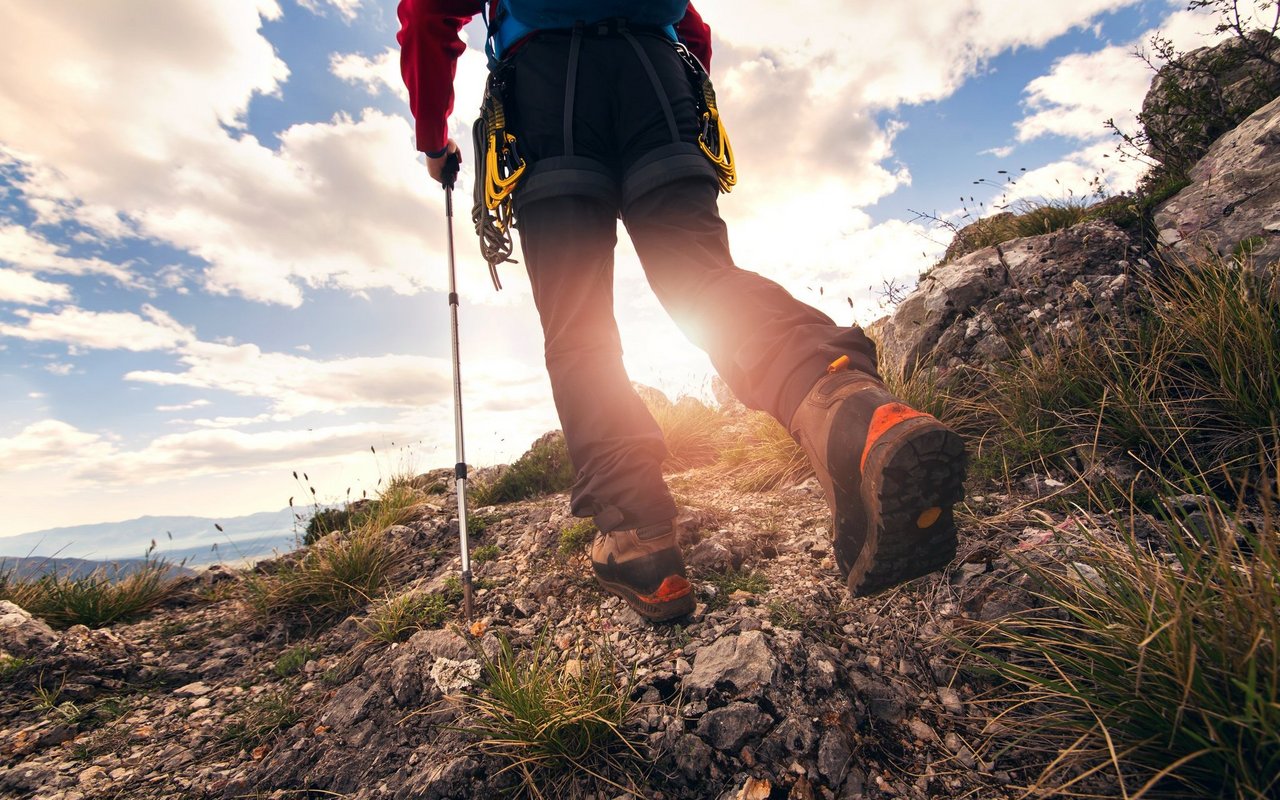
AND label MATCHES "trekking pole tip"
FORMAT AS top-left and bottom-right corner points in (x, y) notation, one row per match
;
(462, 576), (475, 623)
